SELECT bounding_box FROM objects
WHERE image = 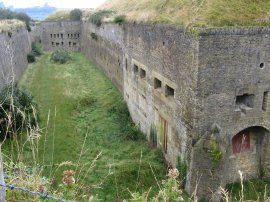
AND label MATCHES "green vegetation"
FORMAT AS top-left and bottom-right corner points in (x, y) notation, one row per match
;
(3, 53), (166, 200)
(0, 20), (24, 33)
(0, 83), (37, 138)
(227, 179), (270, 201)
(31, 42), (42, 57)
(99, 0), (270, 27)
(90, 32), (98, 41)
(0, 8), (31, 31)
(50, 50), (71, 64)
(27, 53), (36, 63)
(211, 140), (222, 166)
(114, 15), (126, 25)
(45, 10), (71, 21)
(70, 9), (82, 21)
(90, 10), (115, 27)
